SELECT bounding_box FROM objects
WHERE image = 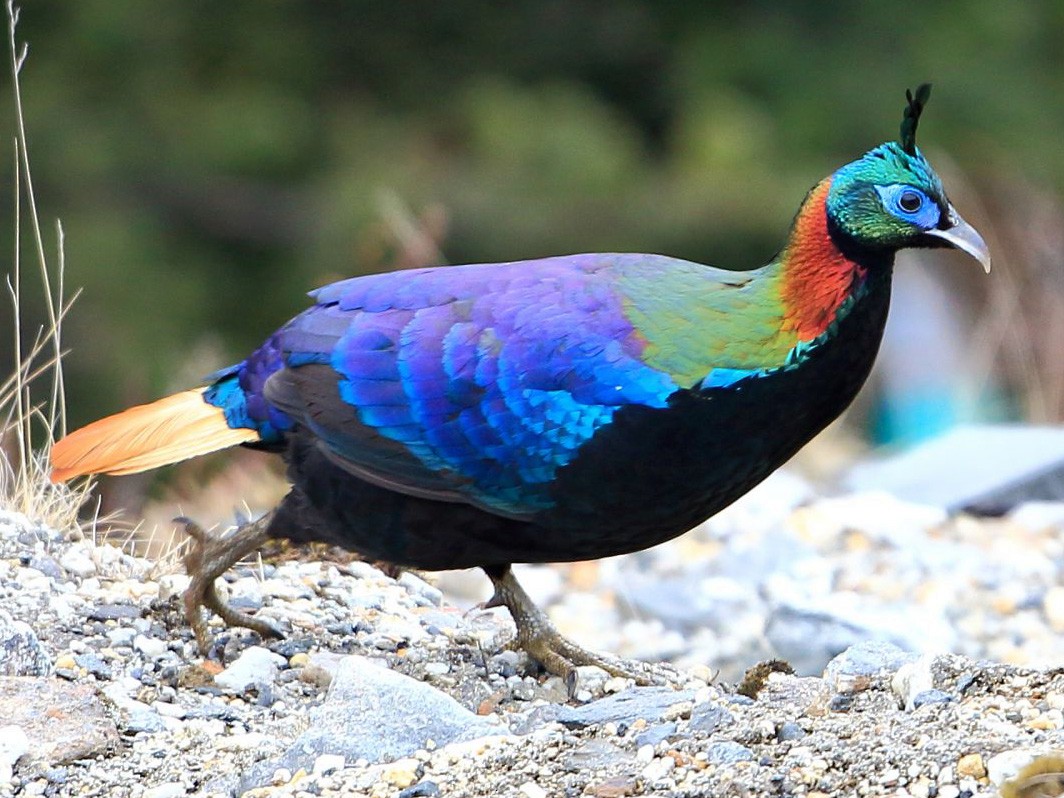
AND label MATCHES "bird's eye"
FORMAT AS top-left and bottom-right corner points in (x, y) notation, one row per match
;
(898, 190), (923, 213)
(874, 184), (940, 229)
